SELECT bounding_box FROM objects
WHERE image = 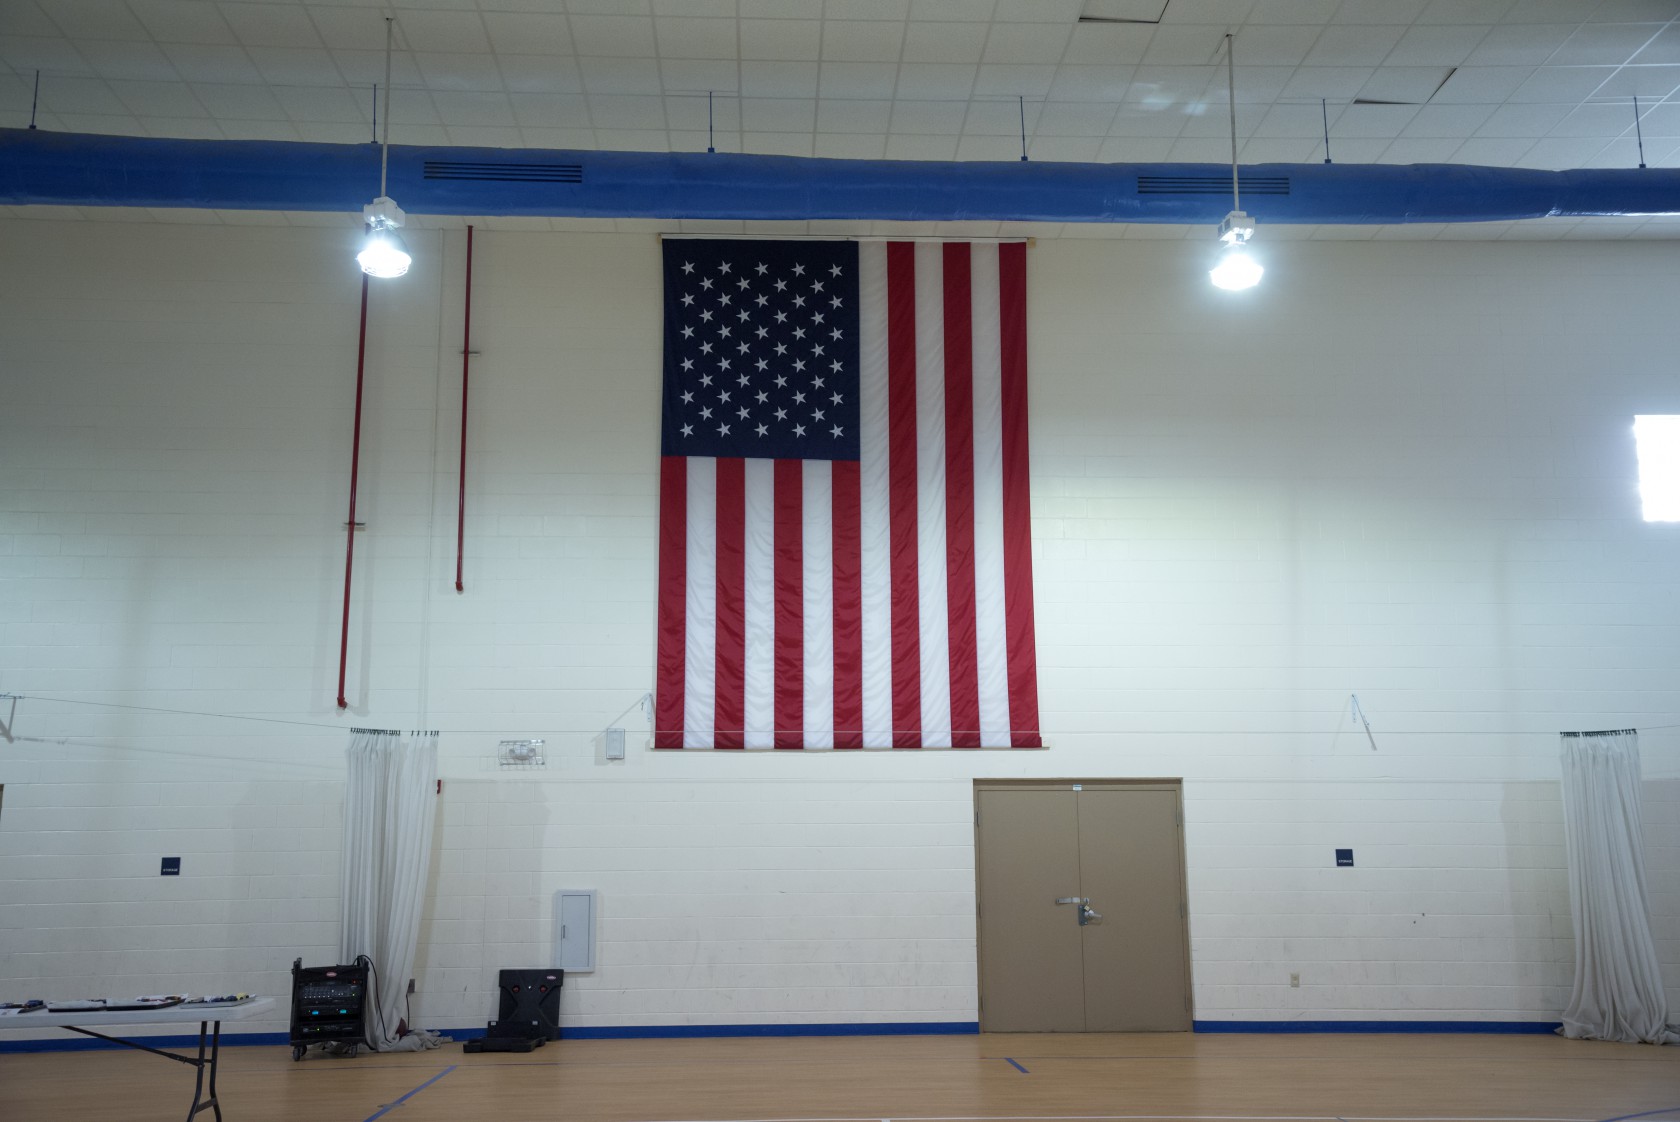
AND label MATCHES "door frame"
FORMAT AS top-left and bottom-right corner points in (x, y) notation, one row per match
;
(972, 778), (1194, 1031)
